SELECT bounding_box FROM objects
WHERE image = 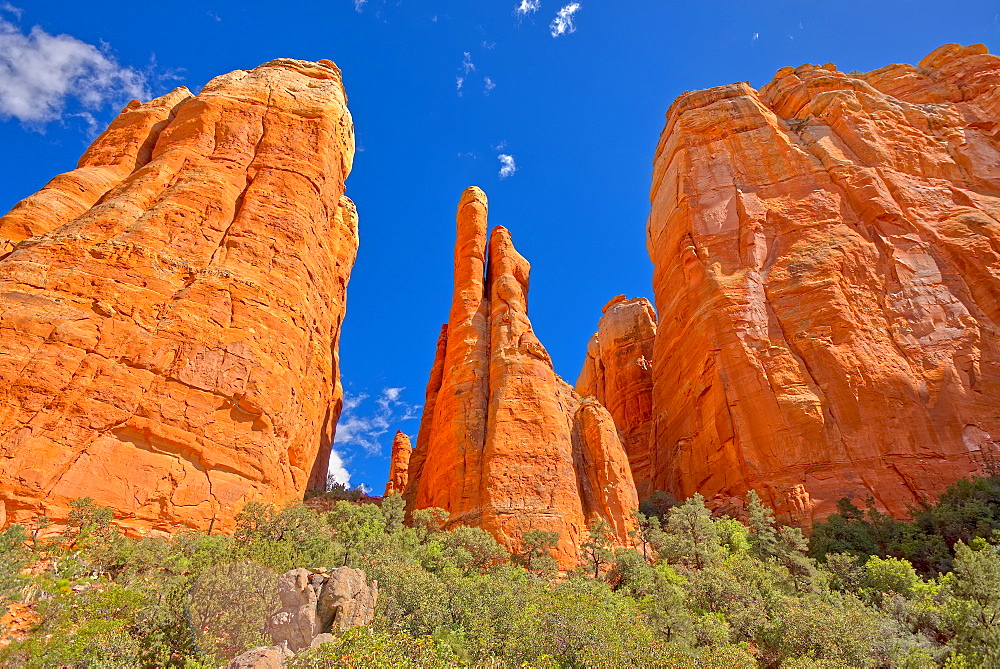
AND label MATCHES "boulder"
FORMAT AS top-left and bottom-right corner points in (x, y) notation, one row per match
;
(267, 567), (377, 652)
